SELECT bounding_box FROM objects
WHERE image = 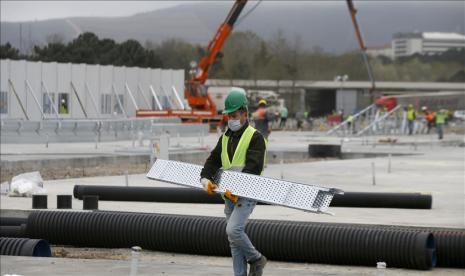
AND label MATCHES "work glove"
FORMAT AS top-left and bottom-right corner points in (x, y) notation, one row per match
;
(201, 178), (217, 195)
